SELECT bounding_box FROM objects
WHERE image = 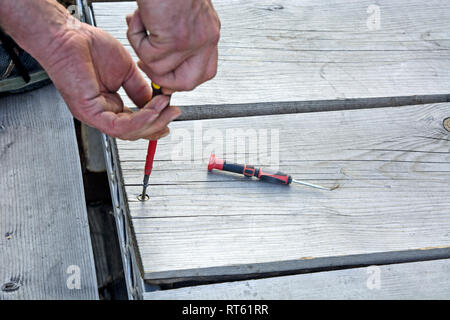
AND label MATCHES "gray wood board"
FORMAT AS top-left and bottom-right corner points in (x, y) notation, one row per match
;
(0, 85), (98, 300)
(116, 103), (450, 281)
(144, 259), (450, 299)
(94, 0), (450, 113)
